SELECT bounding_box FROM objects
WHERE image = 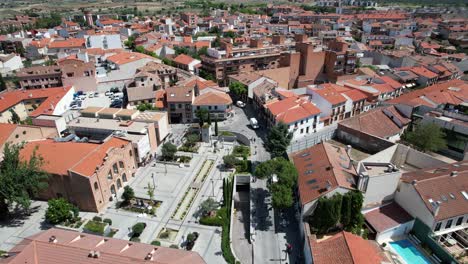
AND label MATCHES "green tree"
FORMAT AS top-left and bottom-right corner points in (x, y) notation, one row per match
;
(45, 198), (79, 224)
(403, 122), (447, 152)
(255, 158), (298, 209)
(311, 194), (342, 234)
(223, 154), (238, 168)
(161, 142), (177, 160)
(136, 102), (156, 112)
(199, 197), (219, 216)
(271, 183), (293, 208)
(348, 191), (364, 233)
(195, 108), (209, 127)
(0, 73), (6, 91)
(9, 109), (20, 124)
(229, 81), (247, 98)
(146, 182), (155, 202)
(0, 143), (49, 219)
(185, 134), (199, 147)
(341, 192), (352, 229)
(121, 186), (135, 205)
(214, 119), (219, 136)
(265, 123), (293, 158)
